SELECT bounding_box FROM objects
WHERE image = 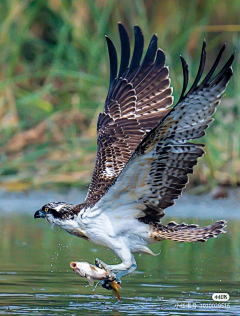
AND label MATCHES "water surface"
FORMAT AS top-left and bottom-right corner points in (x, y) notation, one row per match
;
(0, 190), (239, 315)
